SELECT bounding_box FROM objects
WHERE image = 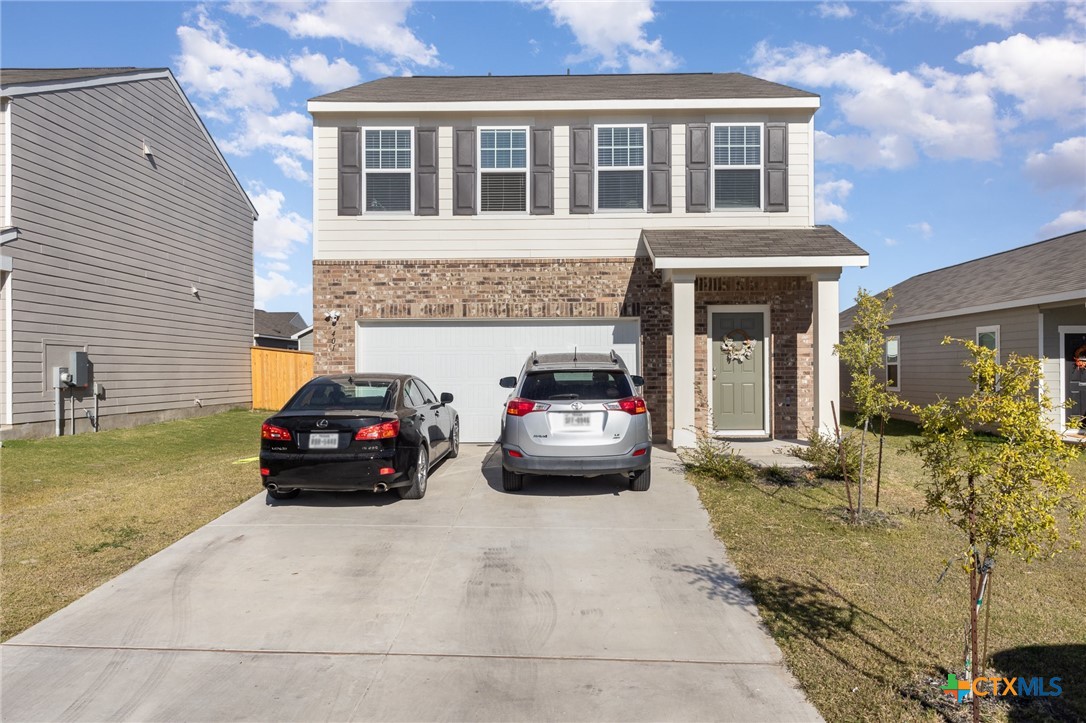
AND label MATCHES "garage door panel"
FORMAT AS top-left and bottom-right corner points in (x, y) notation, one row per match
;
(358, 320), (640, 443)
